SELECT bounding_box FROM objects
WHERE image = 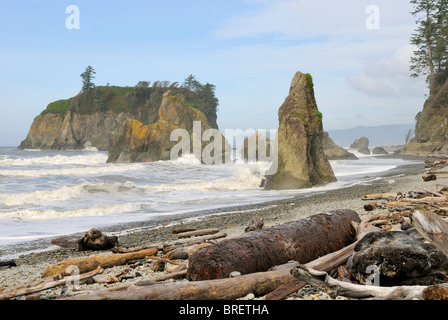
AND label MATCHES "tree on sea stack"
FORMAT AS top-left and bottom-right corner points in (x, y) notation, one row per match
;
(264, 71), (336, 190)
(80, 65), (96, 91)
